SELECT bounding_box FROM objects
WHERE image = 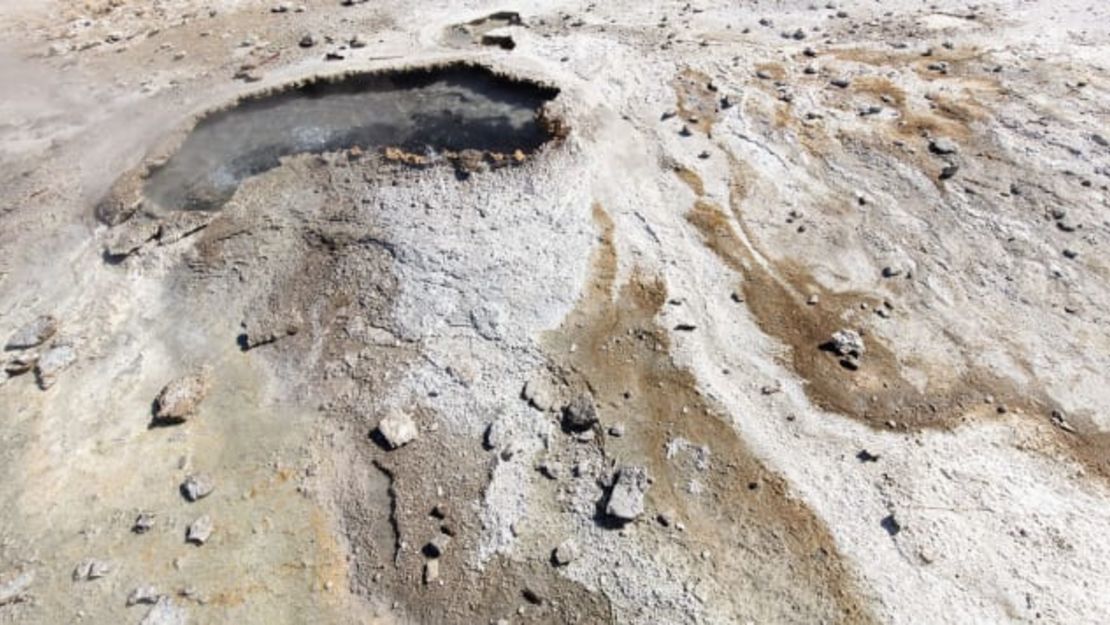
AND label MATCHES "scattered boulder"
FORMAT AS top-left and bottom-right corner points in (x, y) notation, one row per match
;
(186, 515), (213, 545)
(856, 450), (880, 463)
(153, 371), (210, 425)
(880, 513), (901, 536)
(561, 394), (598, 432)
(72, 559), (111, 582)
(5, 316), (57, 351)
(605, 465), (651, 522)
(828, 329), (865, 359)
(299, 33), (316, 47)
(34, 345), (76, 390)
(423, 559), (439, 584)
(180, 473), (215, 502)
(376, 407), (418, 449)
(552, 539), (579, 566)
(140, 597), (188, 625)
(522, 375), (557, 411)
(132, 513), (157, 534)
(0, 570), (33, 606)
